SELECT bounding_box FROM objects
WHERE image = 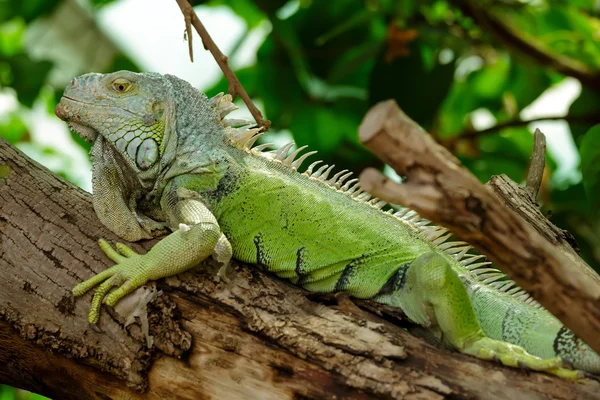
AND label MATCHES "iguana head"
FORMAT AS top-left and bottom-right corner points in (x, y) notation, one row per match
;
(55, 70), (176, 173)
